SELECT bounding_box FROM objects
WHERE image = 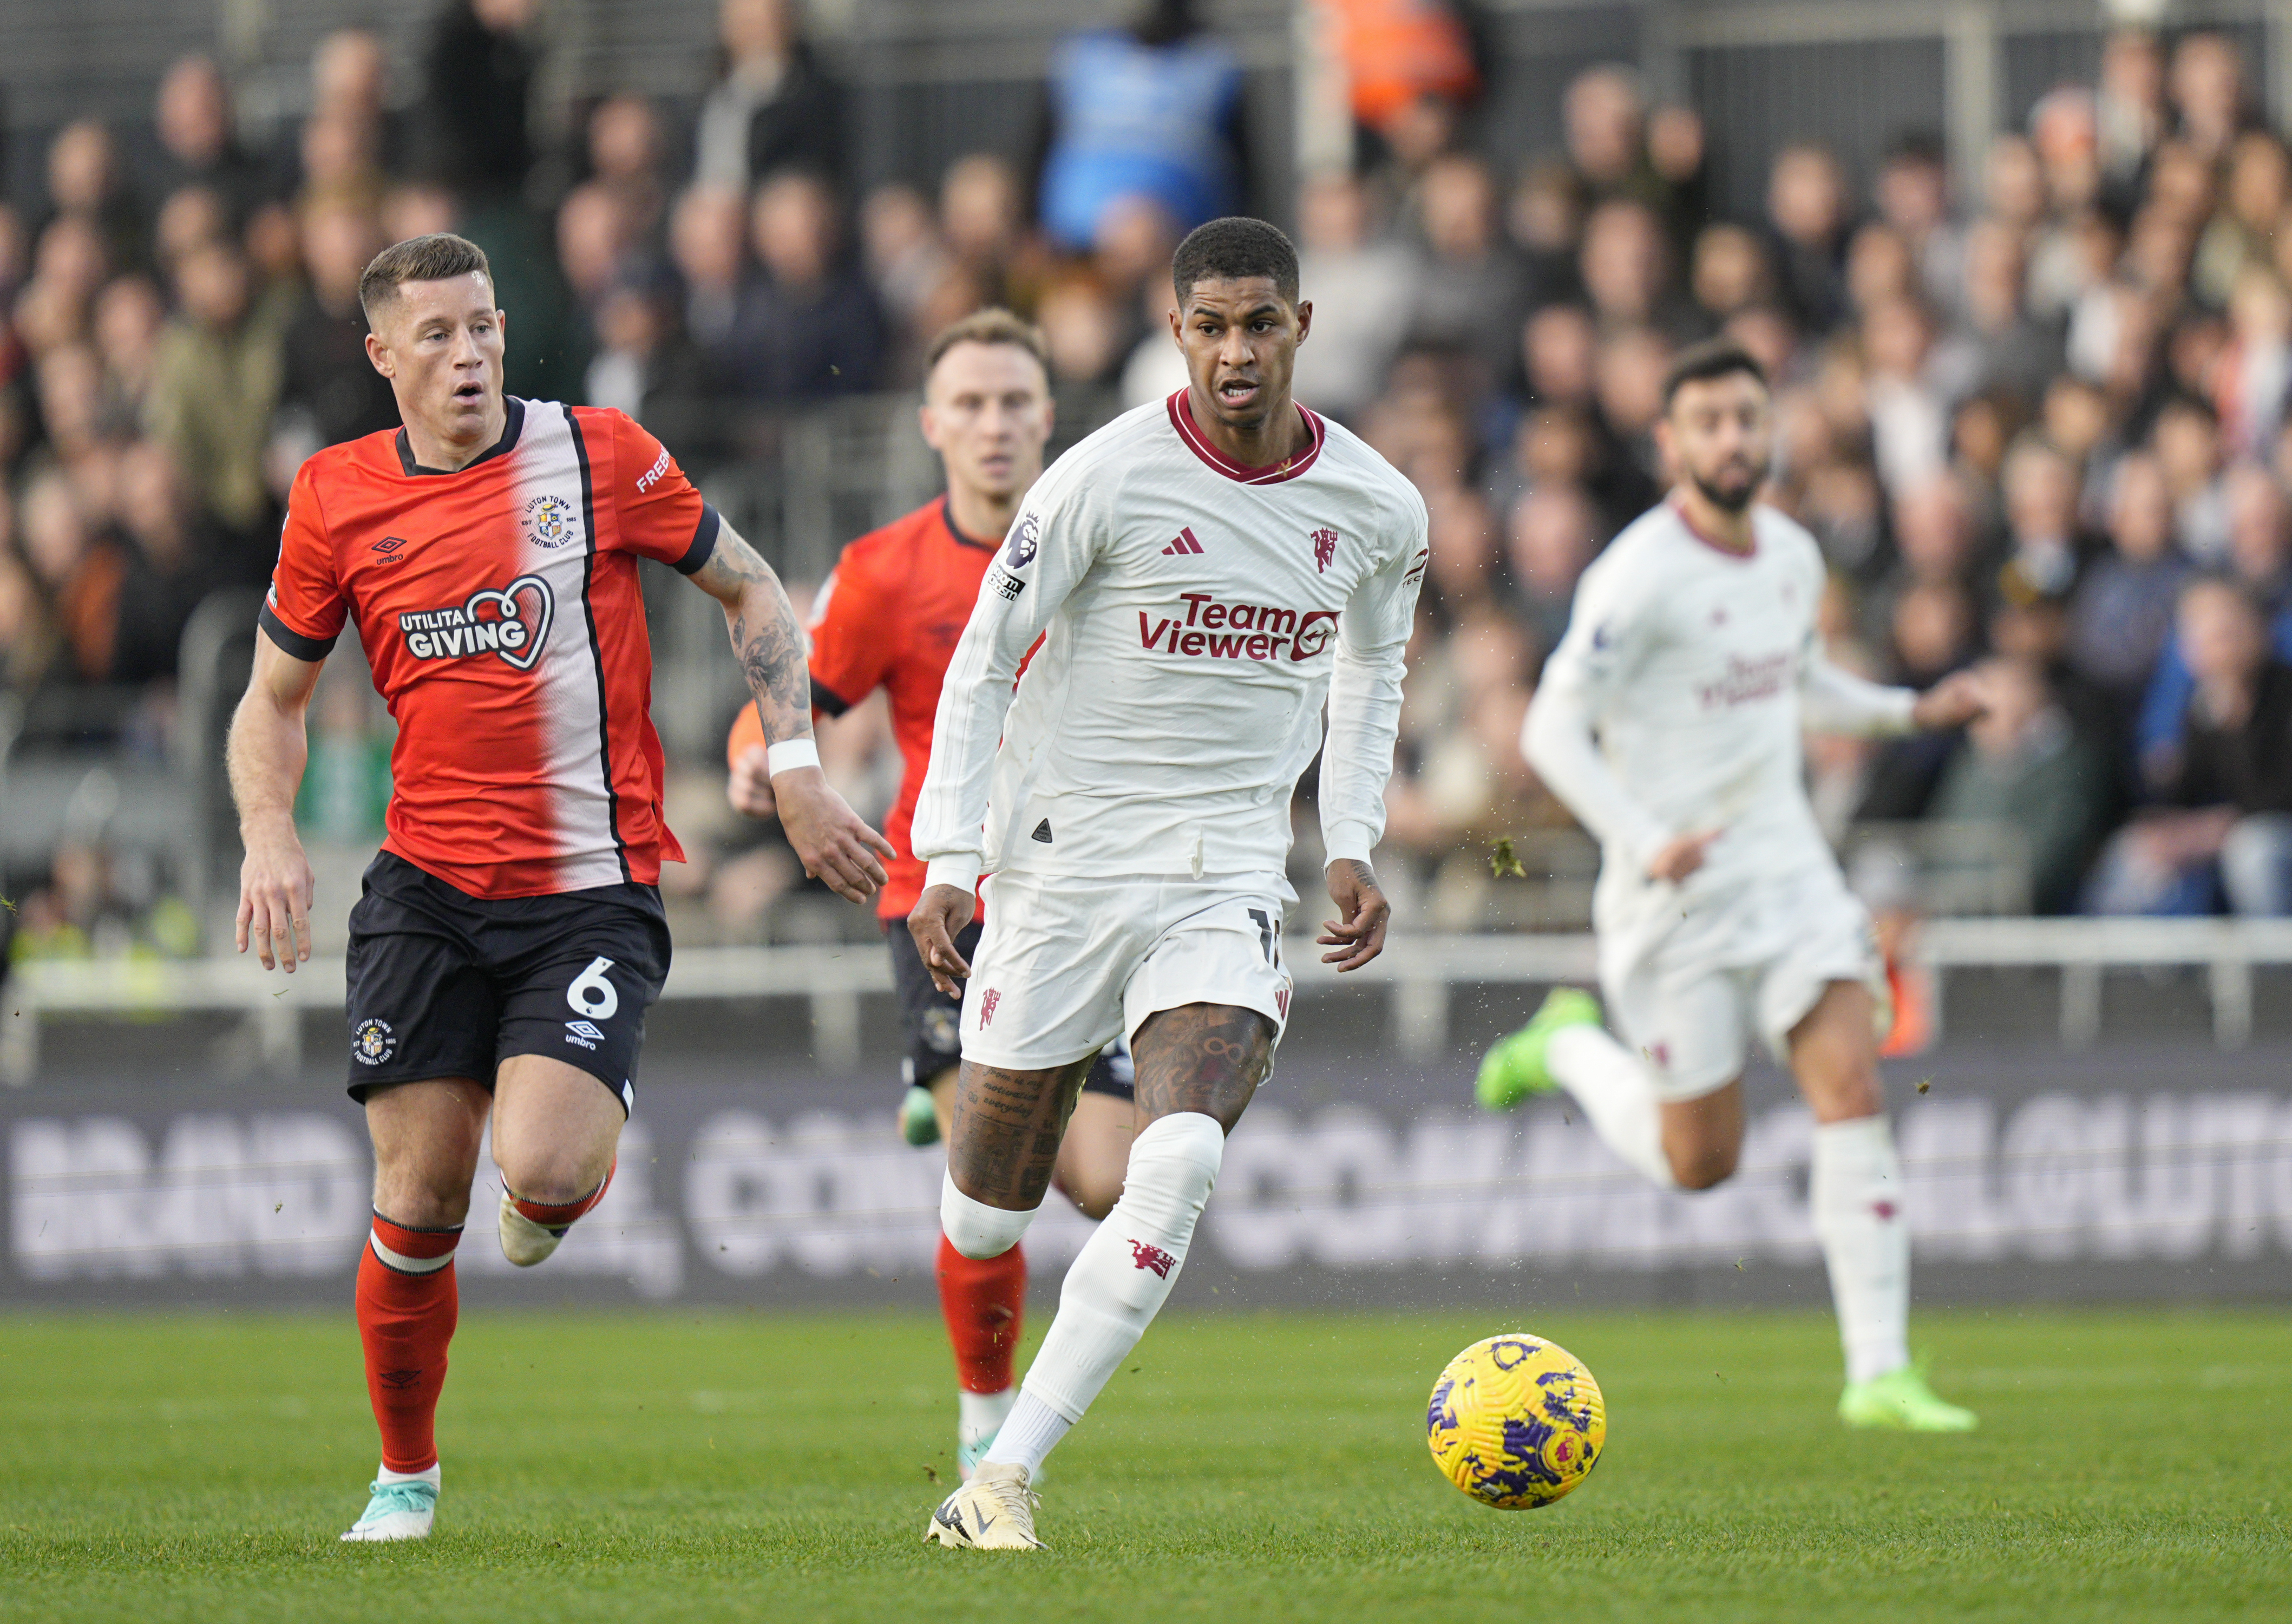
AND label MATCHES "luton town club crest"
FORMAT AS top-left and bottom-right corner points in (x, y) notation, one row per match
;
(523, 493), (579, 550)
(352, 1018), (396, 1066)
